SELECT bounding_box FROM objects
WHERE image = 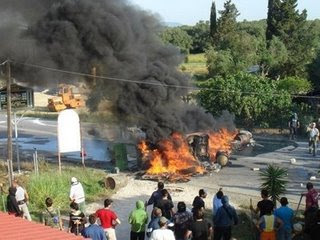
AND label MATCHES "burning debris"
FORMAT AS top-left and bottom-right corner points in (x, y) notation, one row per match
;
(138, 129), (239, 182)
